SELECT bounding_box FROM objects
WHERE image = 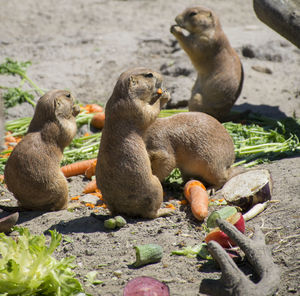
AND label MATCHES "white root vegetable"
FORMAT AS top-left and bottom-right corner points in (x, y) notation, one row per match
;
(222, 169), (272, 211)
(243, 201), (269, 221)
